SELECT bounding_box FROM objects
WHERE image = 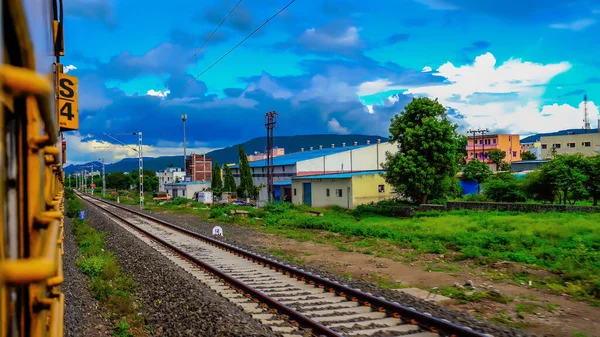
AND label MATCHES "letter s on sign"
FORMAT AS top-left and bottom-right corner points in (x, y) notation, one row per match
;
(59, 78), (74, 98)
